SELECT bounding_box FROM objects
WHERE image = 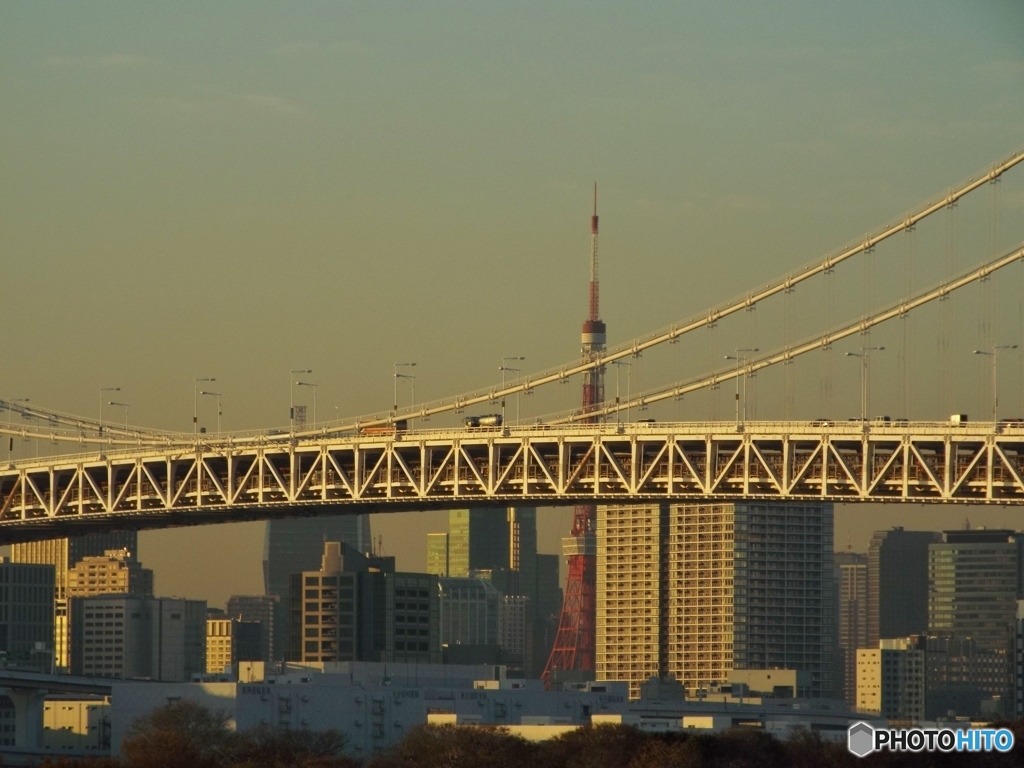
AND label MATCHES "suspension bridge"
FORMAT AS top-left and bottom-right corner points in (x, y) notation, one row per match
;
(3, 146), (1024, 544)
